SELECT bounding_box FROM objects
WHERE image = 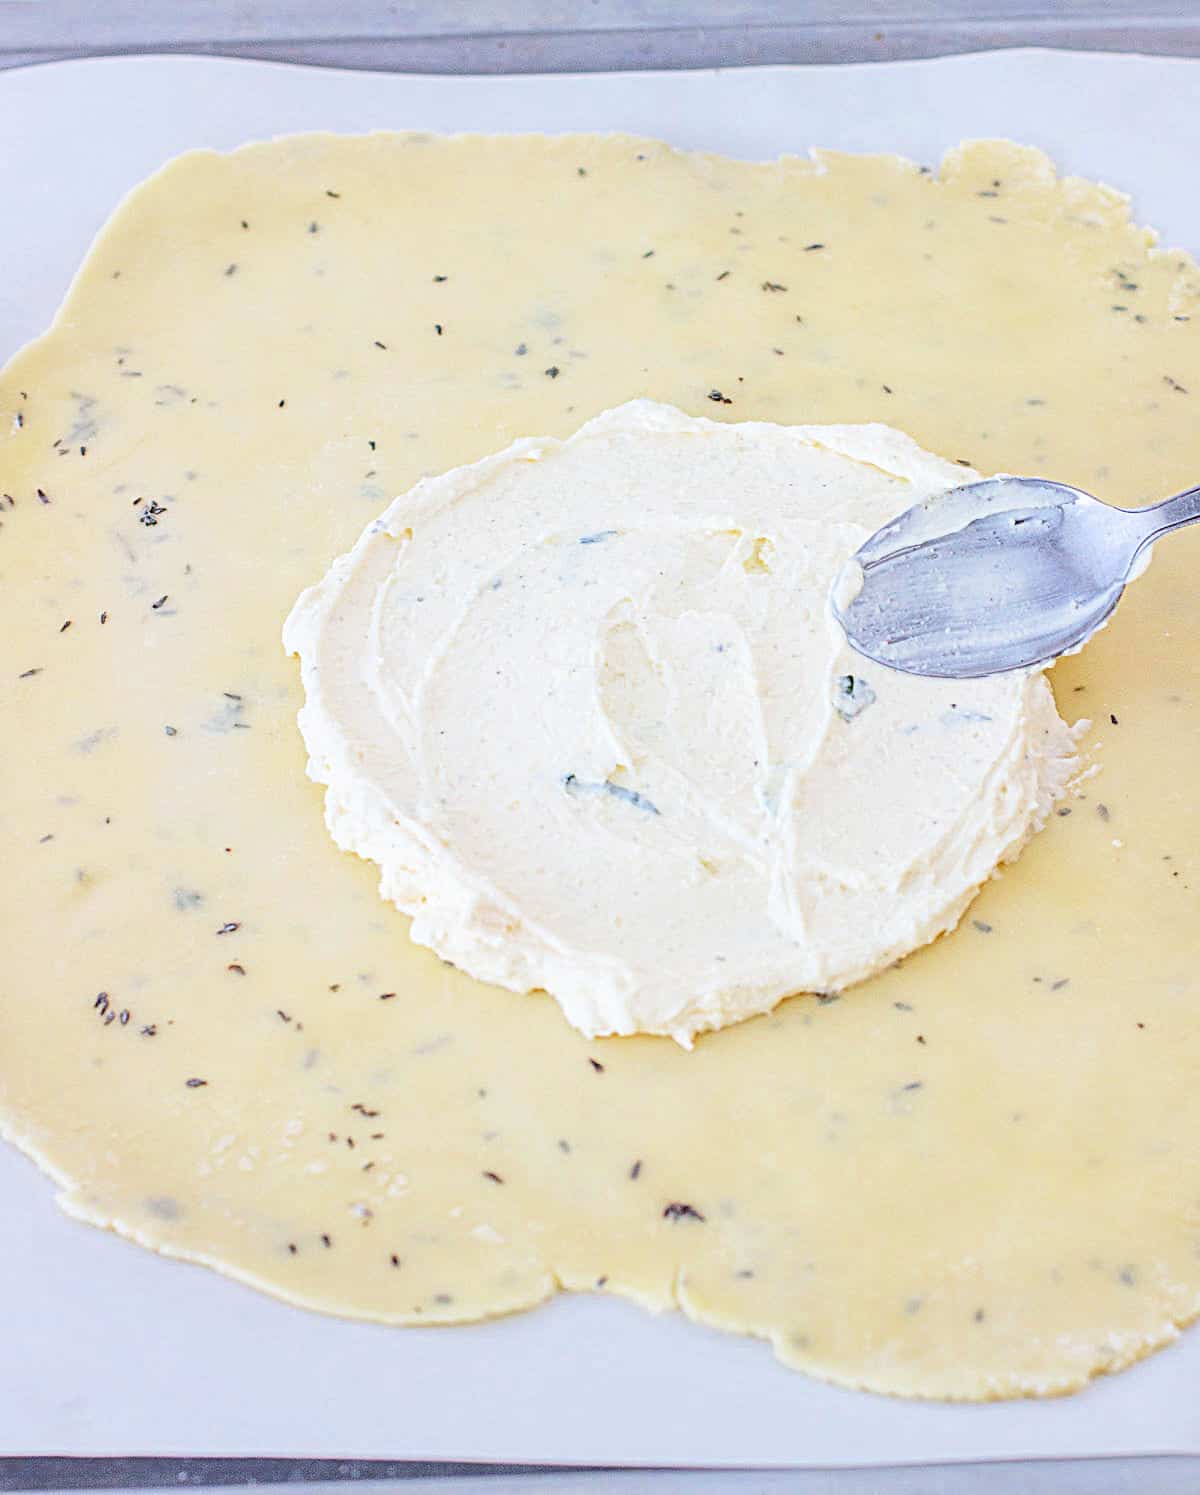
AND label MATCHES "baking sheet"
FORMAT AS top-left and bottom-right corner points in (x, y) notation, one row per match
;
(1, 48), (1198, 1467)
